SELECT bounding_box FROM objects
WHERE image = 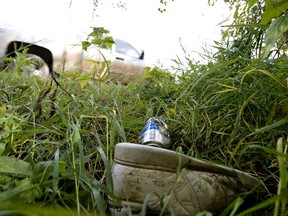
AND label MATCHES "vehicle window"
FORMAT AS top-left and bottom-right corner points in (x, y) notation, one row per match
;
(115, 39), (140, 58)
